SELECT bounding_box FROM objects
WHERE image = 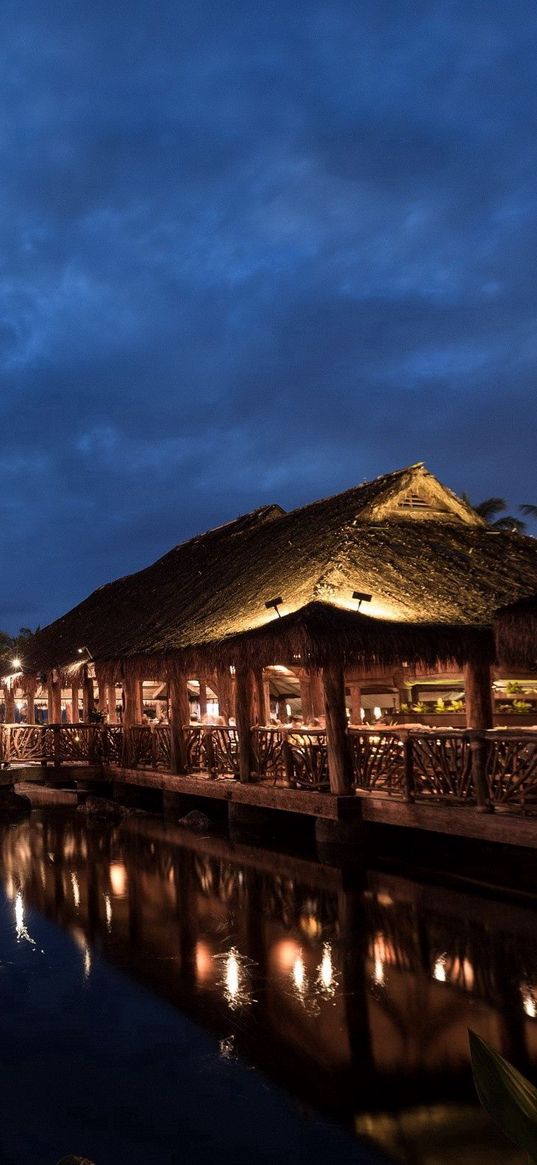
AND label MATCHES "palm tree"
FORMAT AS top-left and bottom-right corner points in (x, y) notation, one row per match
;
(462, 494), (537, 533)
